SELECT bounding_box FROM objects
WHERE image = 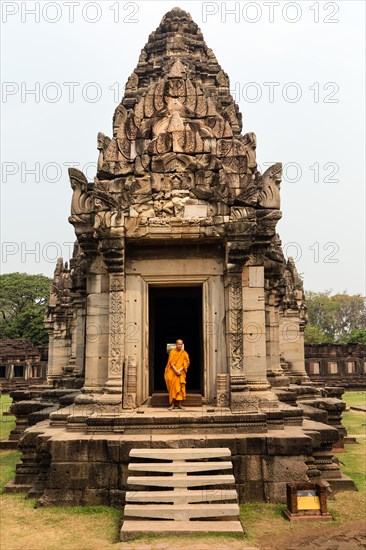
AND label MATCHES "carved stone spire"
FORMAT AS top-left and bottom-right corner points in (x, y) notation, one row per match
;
(122, 8), (242, 135)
